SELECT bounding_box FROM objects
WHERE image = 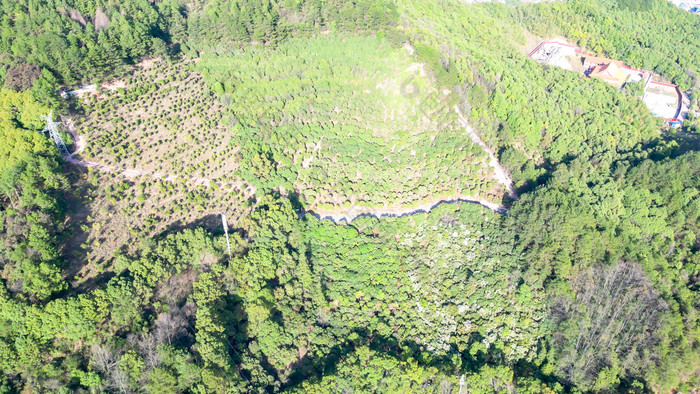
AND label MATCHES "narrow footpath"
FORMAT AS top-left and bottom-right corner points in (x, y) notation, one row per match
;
(454, 106), (517, 200)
